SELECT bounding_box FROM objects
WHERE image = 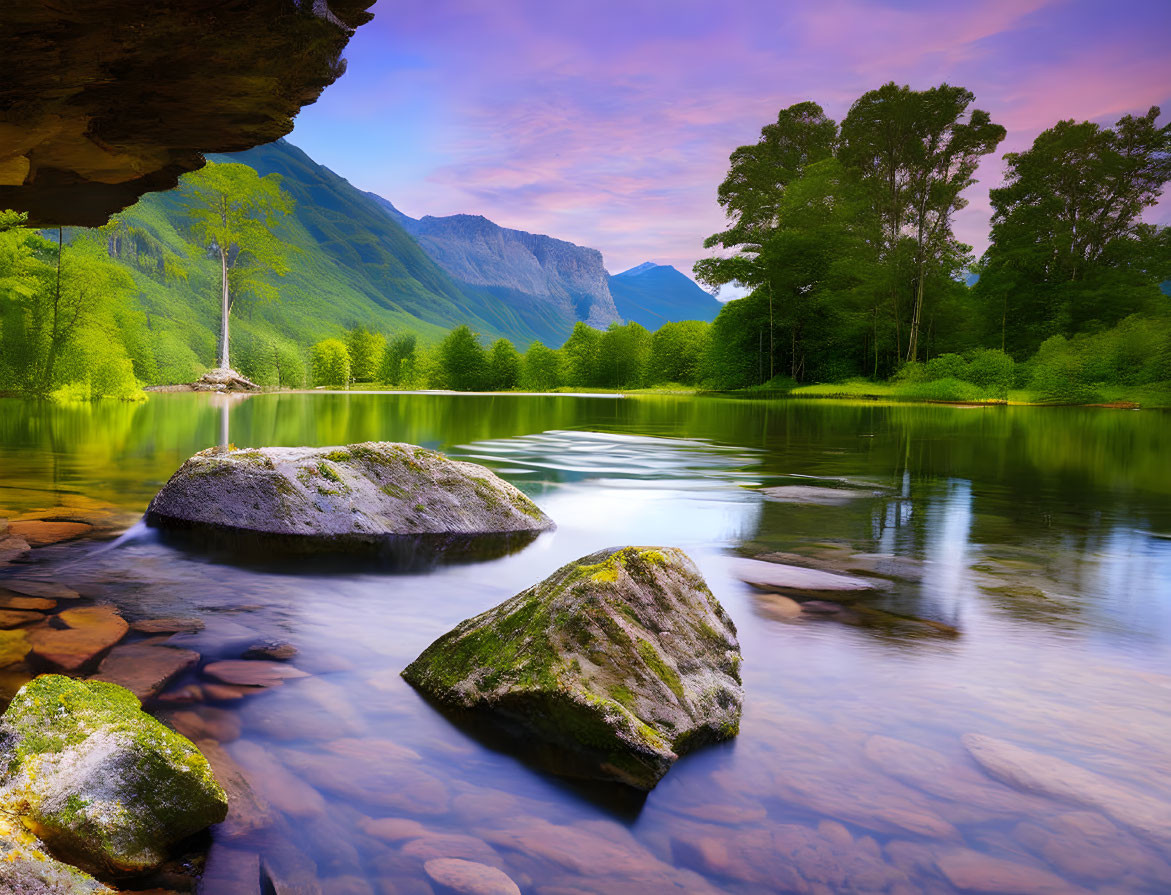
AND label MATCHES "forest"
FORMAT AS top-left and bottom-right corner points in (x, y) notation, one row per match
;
(1, 82), (1168, 405)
